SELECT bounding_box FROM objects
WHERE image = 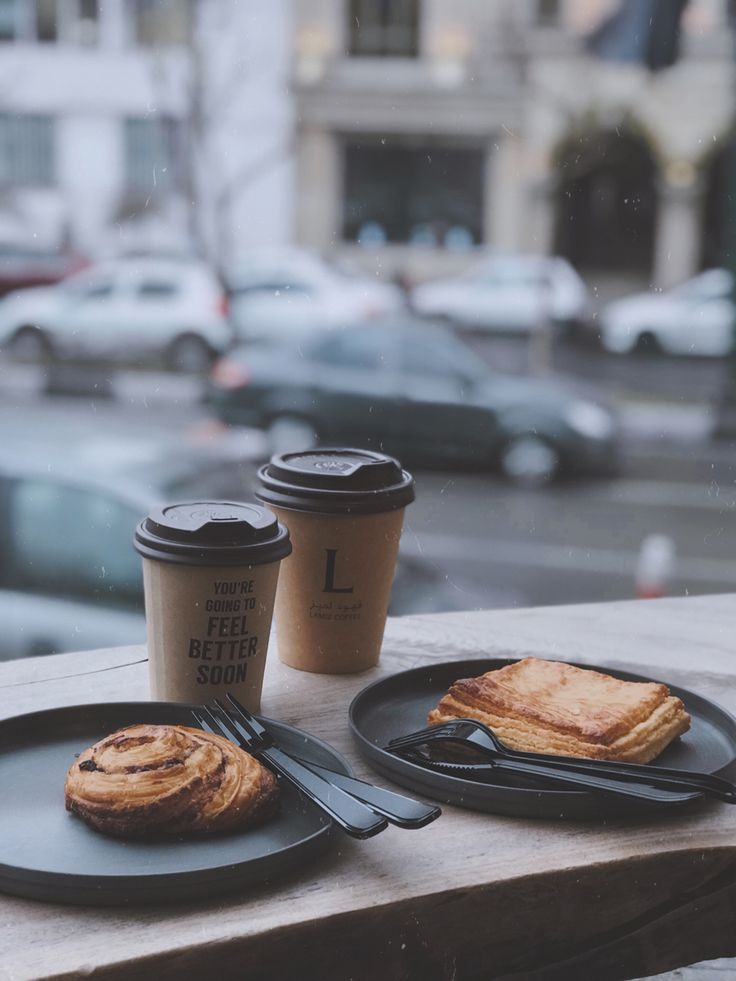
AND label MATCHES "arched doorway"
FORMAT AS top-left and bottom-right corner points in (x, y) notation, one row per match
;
(700, 136), (736, 270)
(553, 127), (658, 274)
